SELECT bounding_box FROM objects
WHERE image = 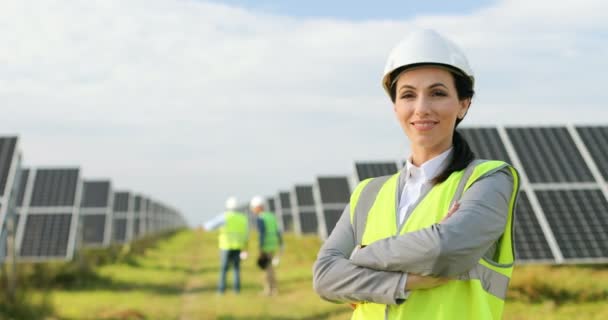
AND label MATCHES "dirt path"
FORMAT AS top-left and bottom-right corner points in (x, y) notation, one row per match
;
(178, 231), (206, 320)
